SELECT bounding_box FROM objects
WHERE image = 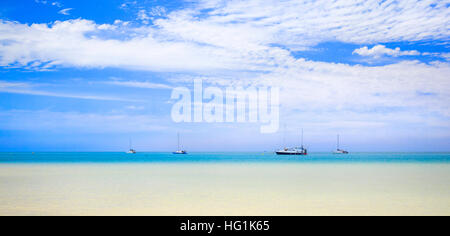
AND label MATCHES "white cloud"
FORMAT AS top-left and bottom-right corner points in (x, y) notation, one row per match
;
(0, 110), (168, 133)
(137, 9), (151, 24)
(35, 0), (48, 5)
(105, 80), (173, 89)
(126, 105), (145, 110)
(1, 0), (449, 72)
(137, 7), (168, 24)
(0, 80), (140, 102)
(1, 0), (450, 135)
(353, 45), (421, 58)
(119, 1), (137, 10)
(185, 0), (450, 50)
(274, 60), (450, 117)
(0, 19), (250, 72)
(149, 6), (167, 17)
(58, 8), (73, 15)
(439, 52), (450, 61)
(52, 2), (62, 8)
